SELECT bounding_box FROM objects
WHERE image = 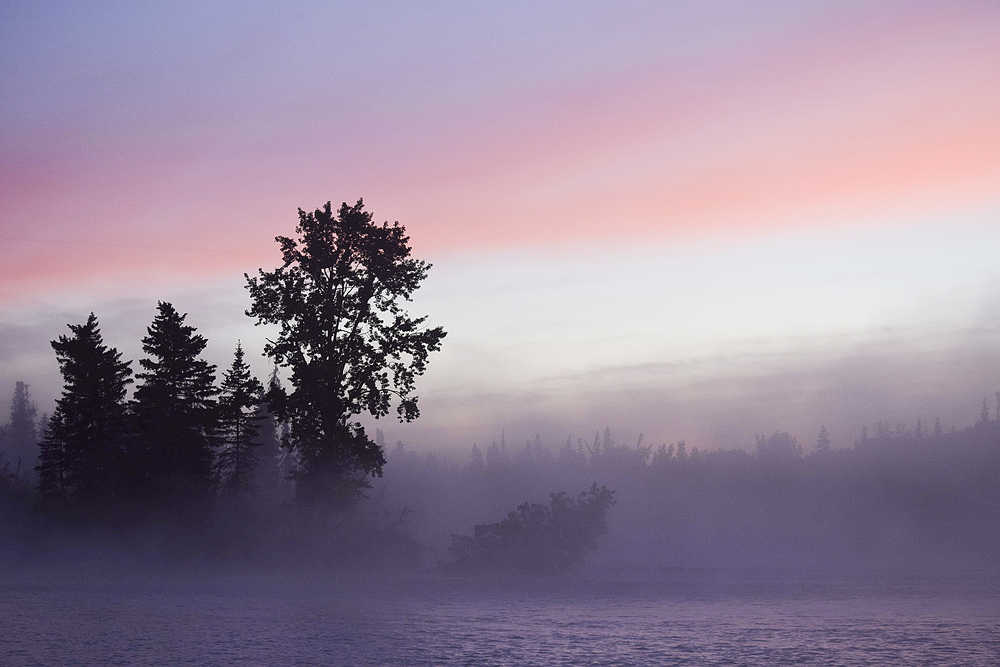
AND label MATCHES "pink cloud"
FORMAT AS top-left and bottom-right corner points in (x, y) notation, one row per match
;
(2, 2), (998, 302)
